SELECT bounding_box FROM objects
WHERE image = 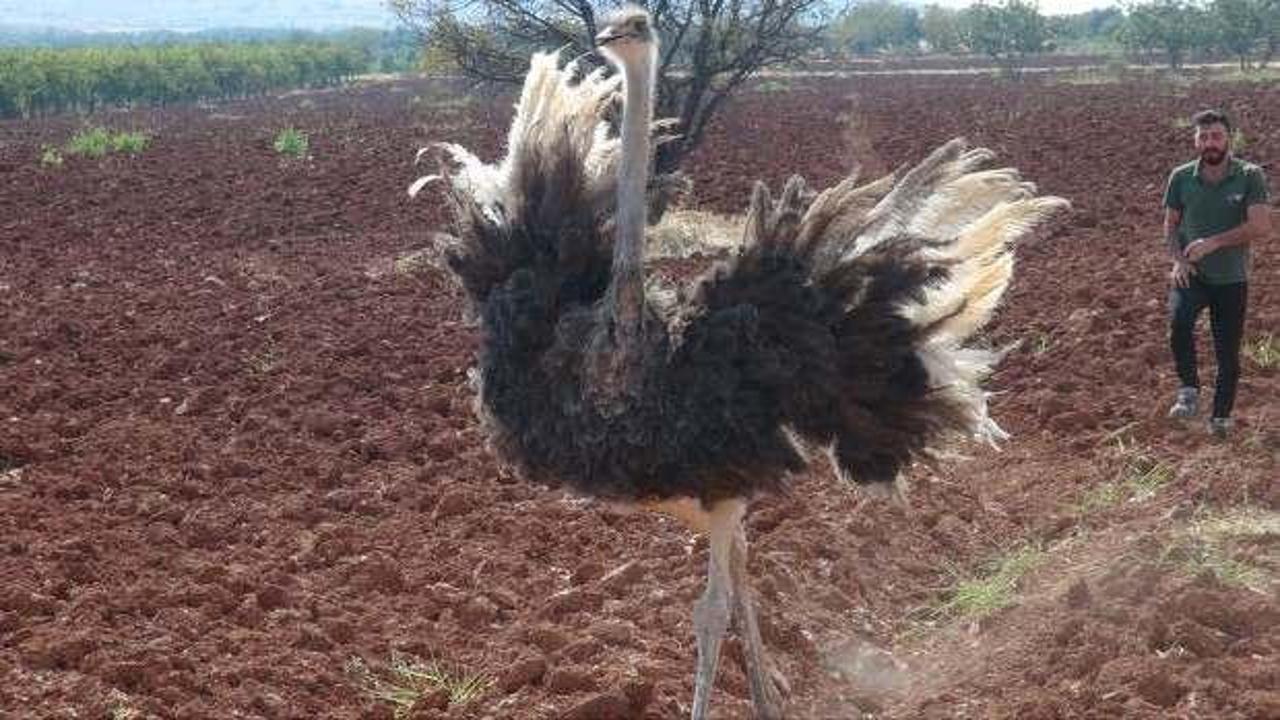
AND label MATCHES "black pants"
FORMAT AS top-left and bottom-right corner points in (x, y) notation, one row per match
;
(1169, 280), (1248, 419)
